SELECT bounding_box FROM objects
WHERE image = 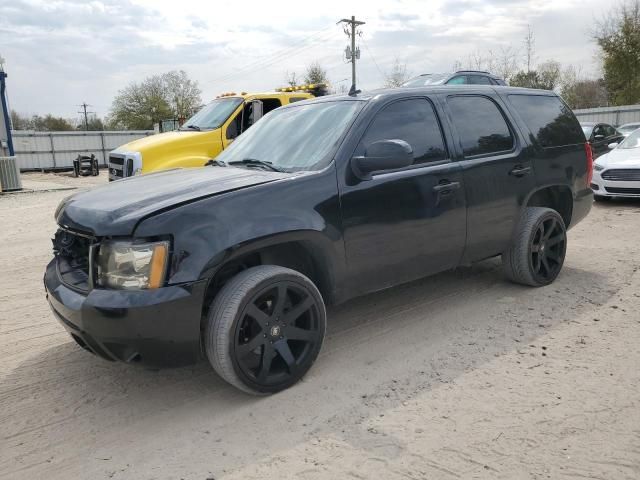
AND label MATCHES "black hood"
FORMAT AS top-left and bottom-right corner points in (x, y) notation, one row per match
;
(56, 167), (290, 236)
